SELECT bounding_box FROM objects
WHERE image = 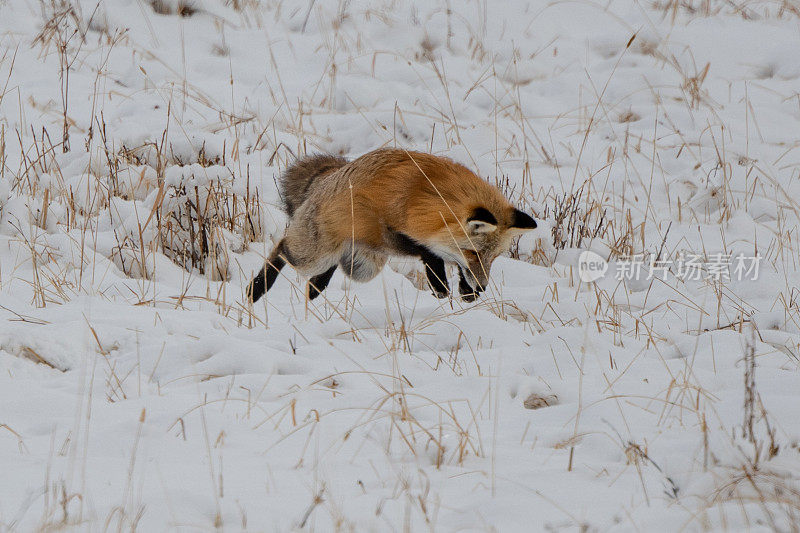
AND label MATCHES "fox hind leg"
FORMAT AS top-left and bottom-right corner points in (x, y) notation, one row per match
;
(247, 239), (288, 302)
(248, 210), (342, 302)
(307, 265), (337, 300)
